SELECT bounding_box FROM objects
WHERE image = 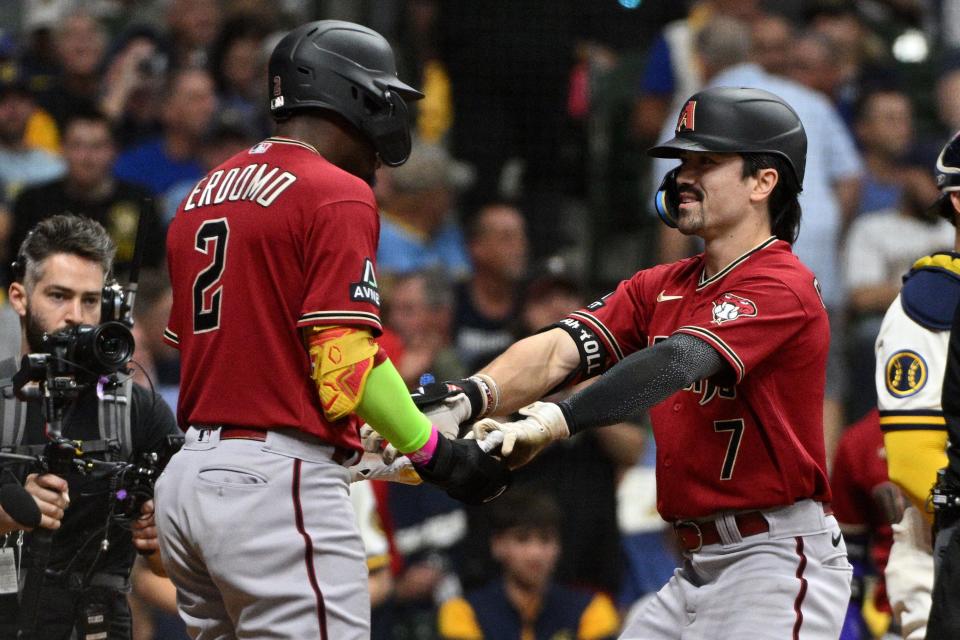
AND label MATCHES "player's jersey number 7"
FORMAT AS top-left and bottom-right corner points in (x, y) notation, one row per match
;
(193, 218), (230, 334)
(714, 418), (744, 480)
